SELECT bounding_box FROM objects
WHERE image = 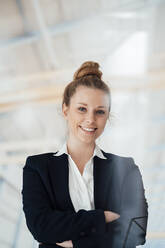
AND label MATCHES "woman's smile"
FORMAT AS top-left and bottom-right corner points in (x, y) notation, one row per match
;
(79, 125), (97, 135)
(62, 86), (110, 144)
